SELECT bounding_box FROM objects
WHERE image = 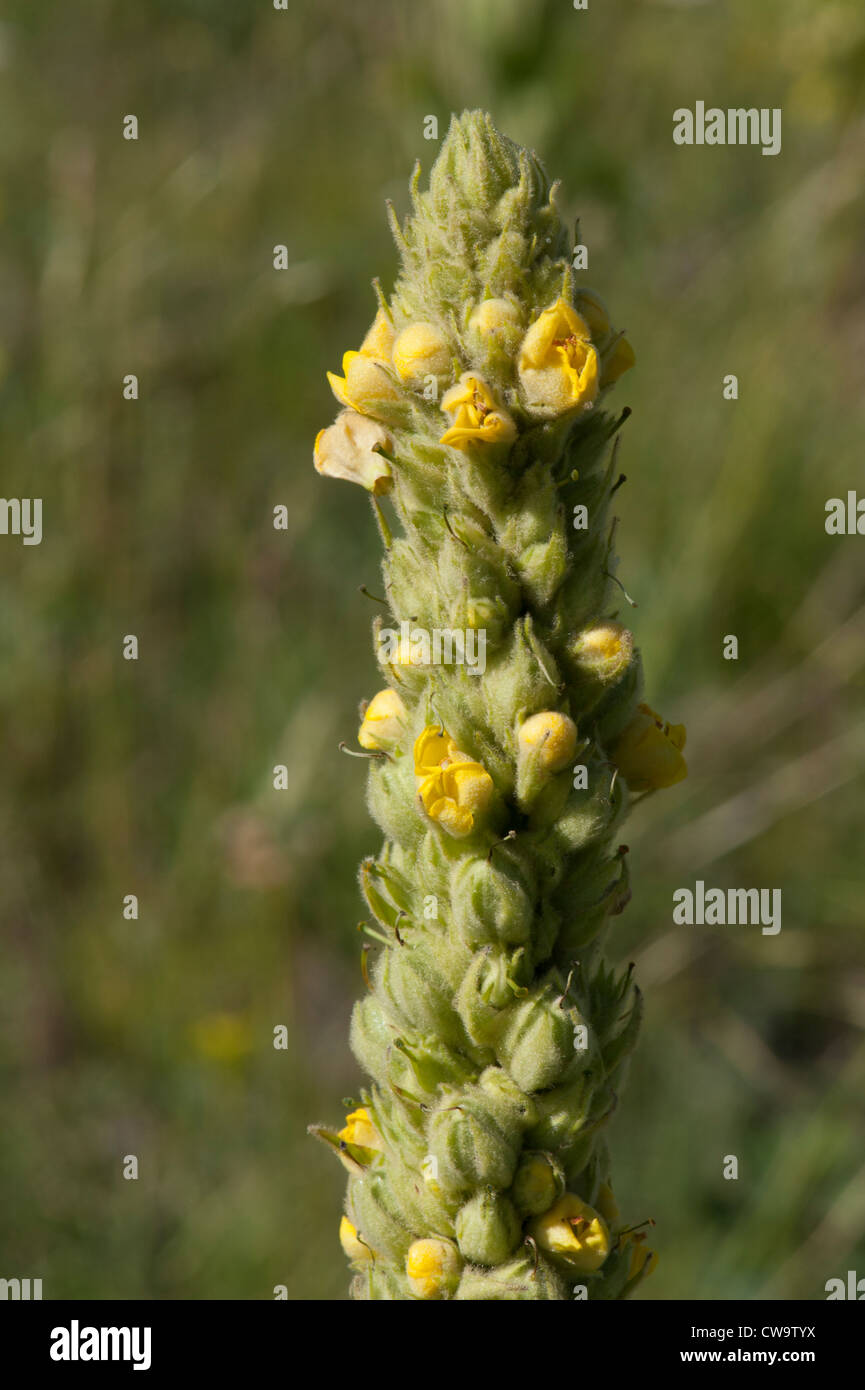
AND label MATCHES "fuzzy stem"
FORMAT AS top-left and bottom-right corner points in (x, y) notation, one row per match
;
(311, 111), (686, 1301)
